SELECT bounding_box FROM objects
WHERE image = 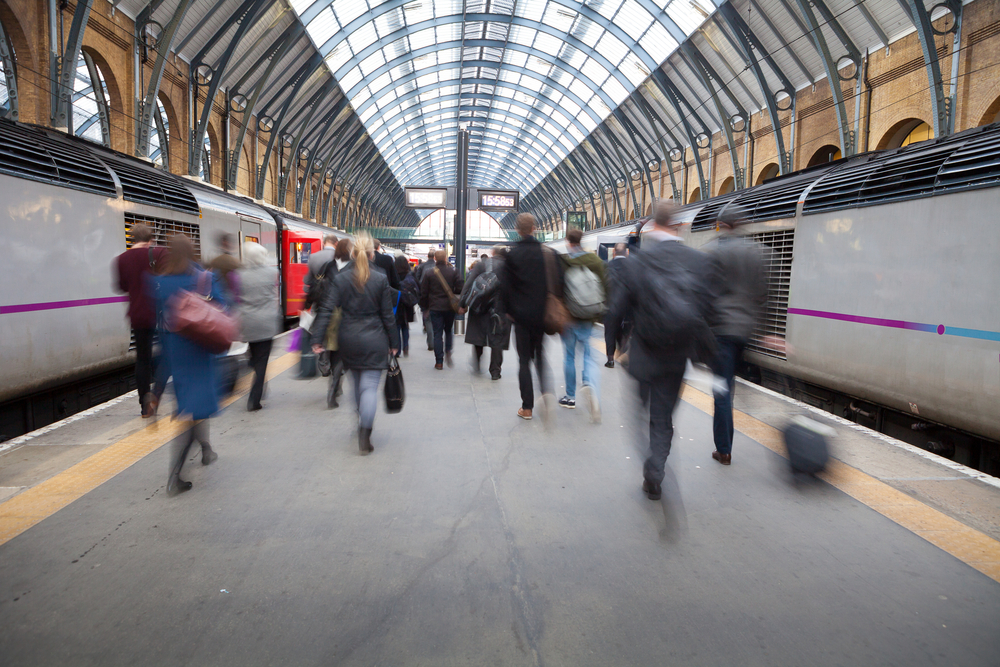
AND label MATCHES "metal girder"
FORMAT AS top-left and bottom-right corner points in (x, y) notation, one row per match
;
(223, 6), (293, 87)
(277, 80), (340, 206)
(0, 17), (19, 120)
(81, 51), (110, 146)
(566, 142), (615, 225)
(632, 91), (681, 202)
(135, 0), (195, 158)
(231, 23), (302, 93)
(694, 28), (761, 110)
(650, 70), (709, 201)
(717, 4), (794, 174)
(789, 0), (856, 156)
(174, 0), (230, 55)
(679, 44), (744, 190)
(297, 108), (352, 214)
(613, 109), (656, 206)
(852, 0), (889, 47)
(904, 0), (959, 138)
(747, 0), (814, 85)
(188, 0), (270, 176)
(598, 123), (641, 219)
(319, 128), (366, 225)
(152, 99), (169, 170)
(51, 0), (94, 132)
(392, 132), (545, 187)
(665, 62), (712, 135)
(575, 145), (625, 224)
